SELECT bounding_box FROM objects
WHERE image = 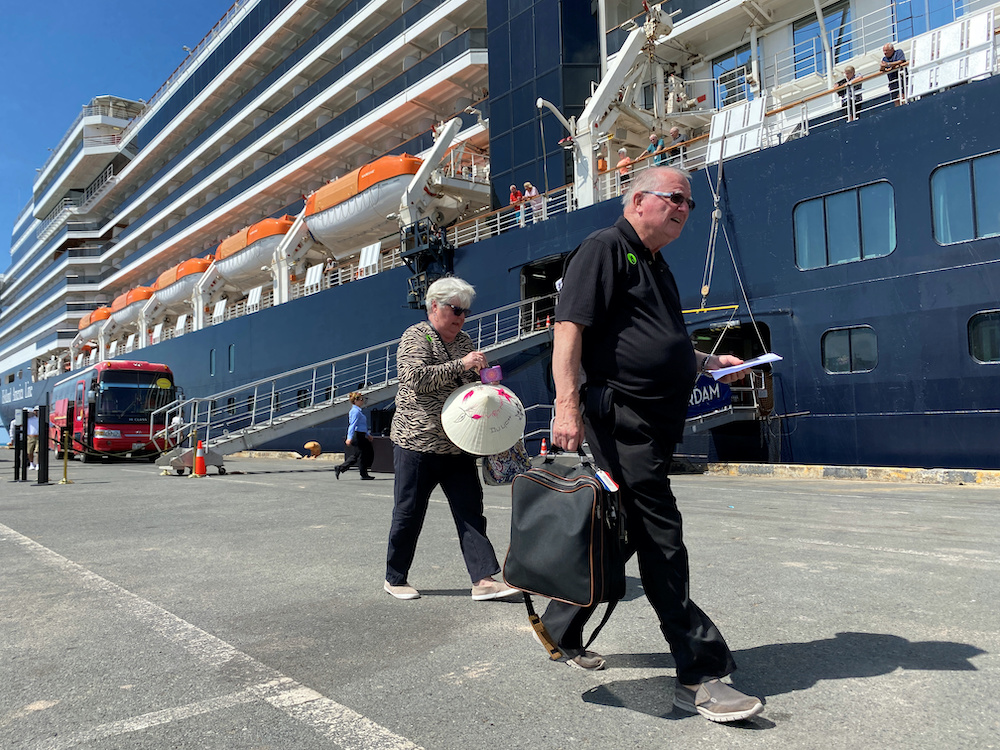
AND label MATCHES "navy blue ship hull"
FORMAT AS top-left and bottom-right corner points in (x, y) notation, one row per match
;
(4, 75), (1000, 469)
